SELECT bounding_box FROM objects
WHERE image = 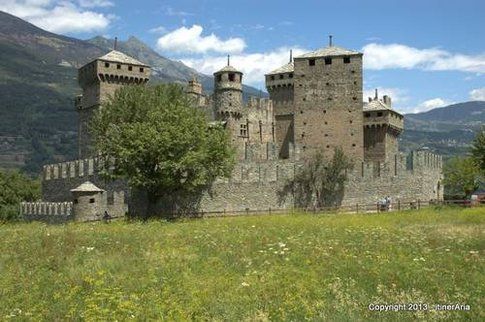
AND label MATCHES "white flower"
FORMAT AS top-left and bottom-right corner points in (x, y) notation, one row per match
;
(241, 282), (250, 287)
(278, 242), (286, 248)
